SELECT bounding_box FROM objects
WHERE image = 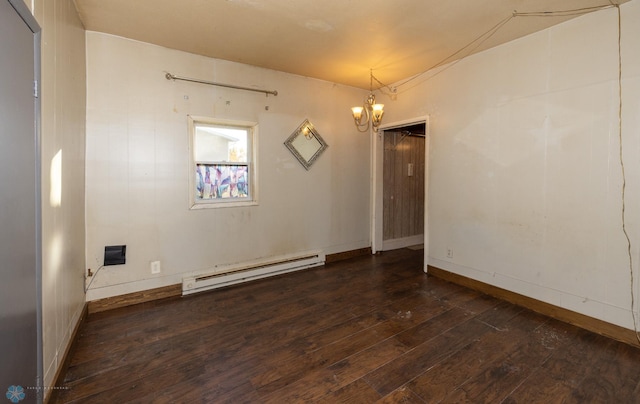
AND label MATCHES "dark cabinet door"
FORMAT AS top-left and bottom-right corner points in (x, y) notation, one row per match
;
(0, 1), (41, 402)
